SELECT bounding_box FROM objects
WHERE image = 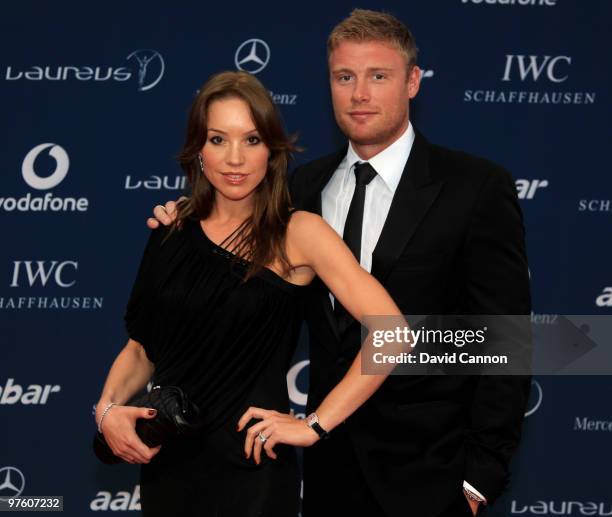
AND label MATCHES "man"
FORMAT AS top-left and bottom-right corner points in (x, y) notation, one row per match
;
(149, 9), (531, 517)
